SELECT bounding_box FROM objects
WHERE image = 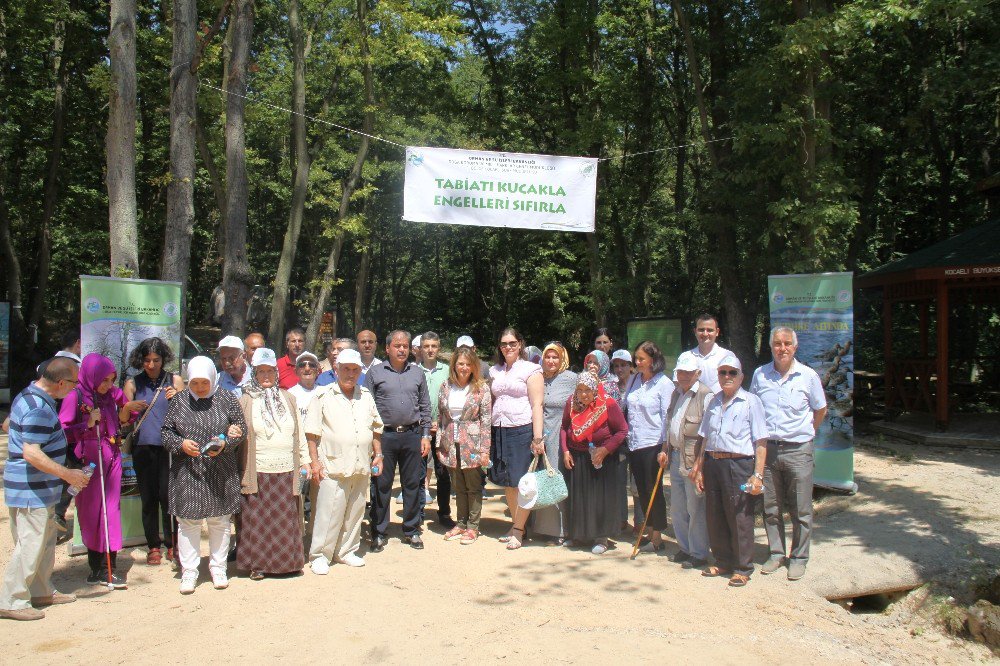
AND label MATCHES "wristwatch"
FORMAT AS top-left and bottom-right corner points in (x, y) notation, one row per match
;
(752, 472), (764, 480)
